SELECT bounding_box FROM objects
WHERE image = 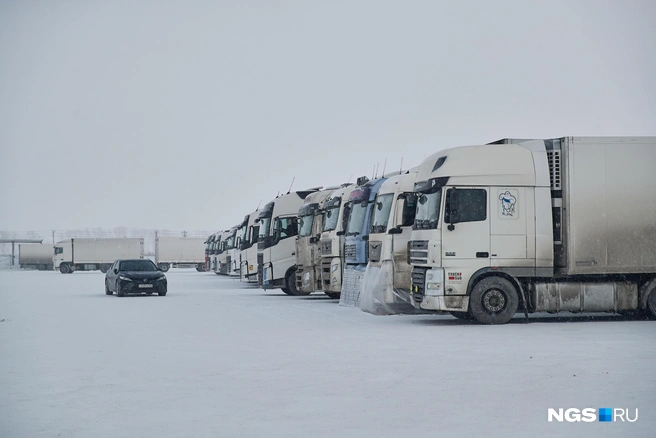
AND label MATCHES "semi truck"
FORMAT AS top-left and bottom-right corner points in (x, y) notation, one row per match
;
(239, 211), (260, 284)
(54, 238), (144, 274)
(295, 186), (340, 294)
(357, 169), (419, 314)
(204, 233), (217, 271)
(257, 189), (318, 294)
(319, 184), (358, 298)
(154, 236), (206, 272)
(409, 136), (656, 324)
(219, 226), (239, 276)
(19, 244), (54, 271)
